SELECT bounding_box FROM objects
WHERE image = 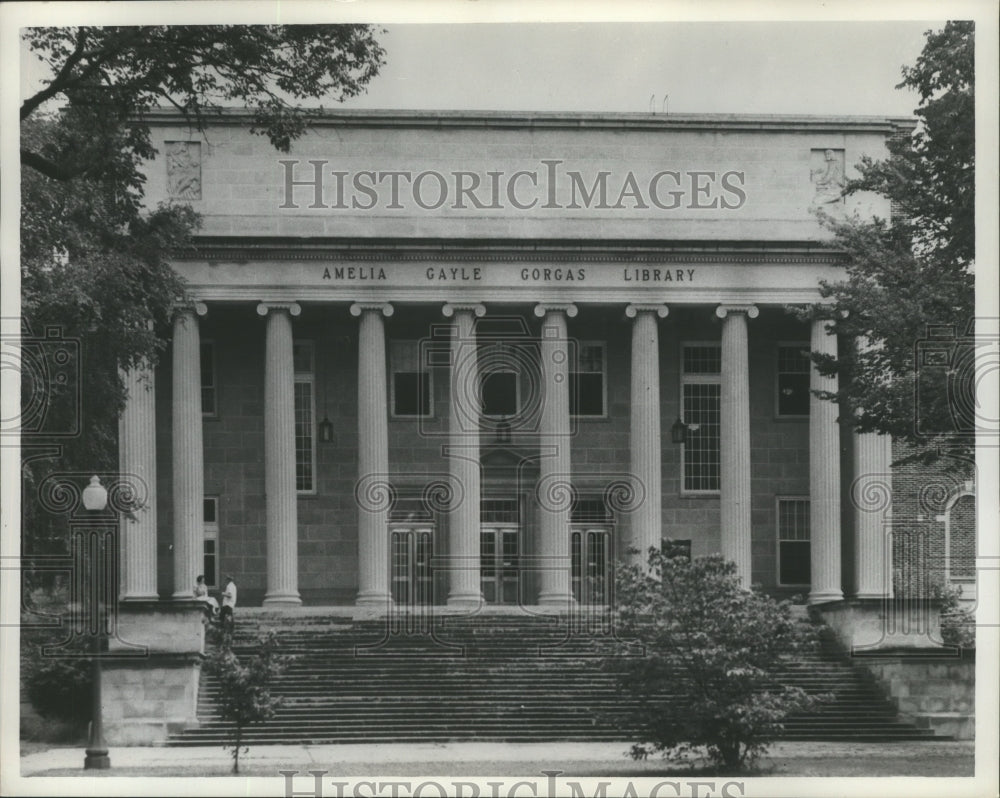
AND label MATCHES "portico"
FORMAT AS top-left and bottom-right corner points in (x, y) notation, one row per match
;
(116, 109), (914, 610)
